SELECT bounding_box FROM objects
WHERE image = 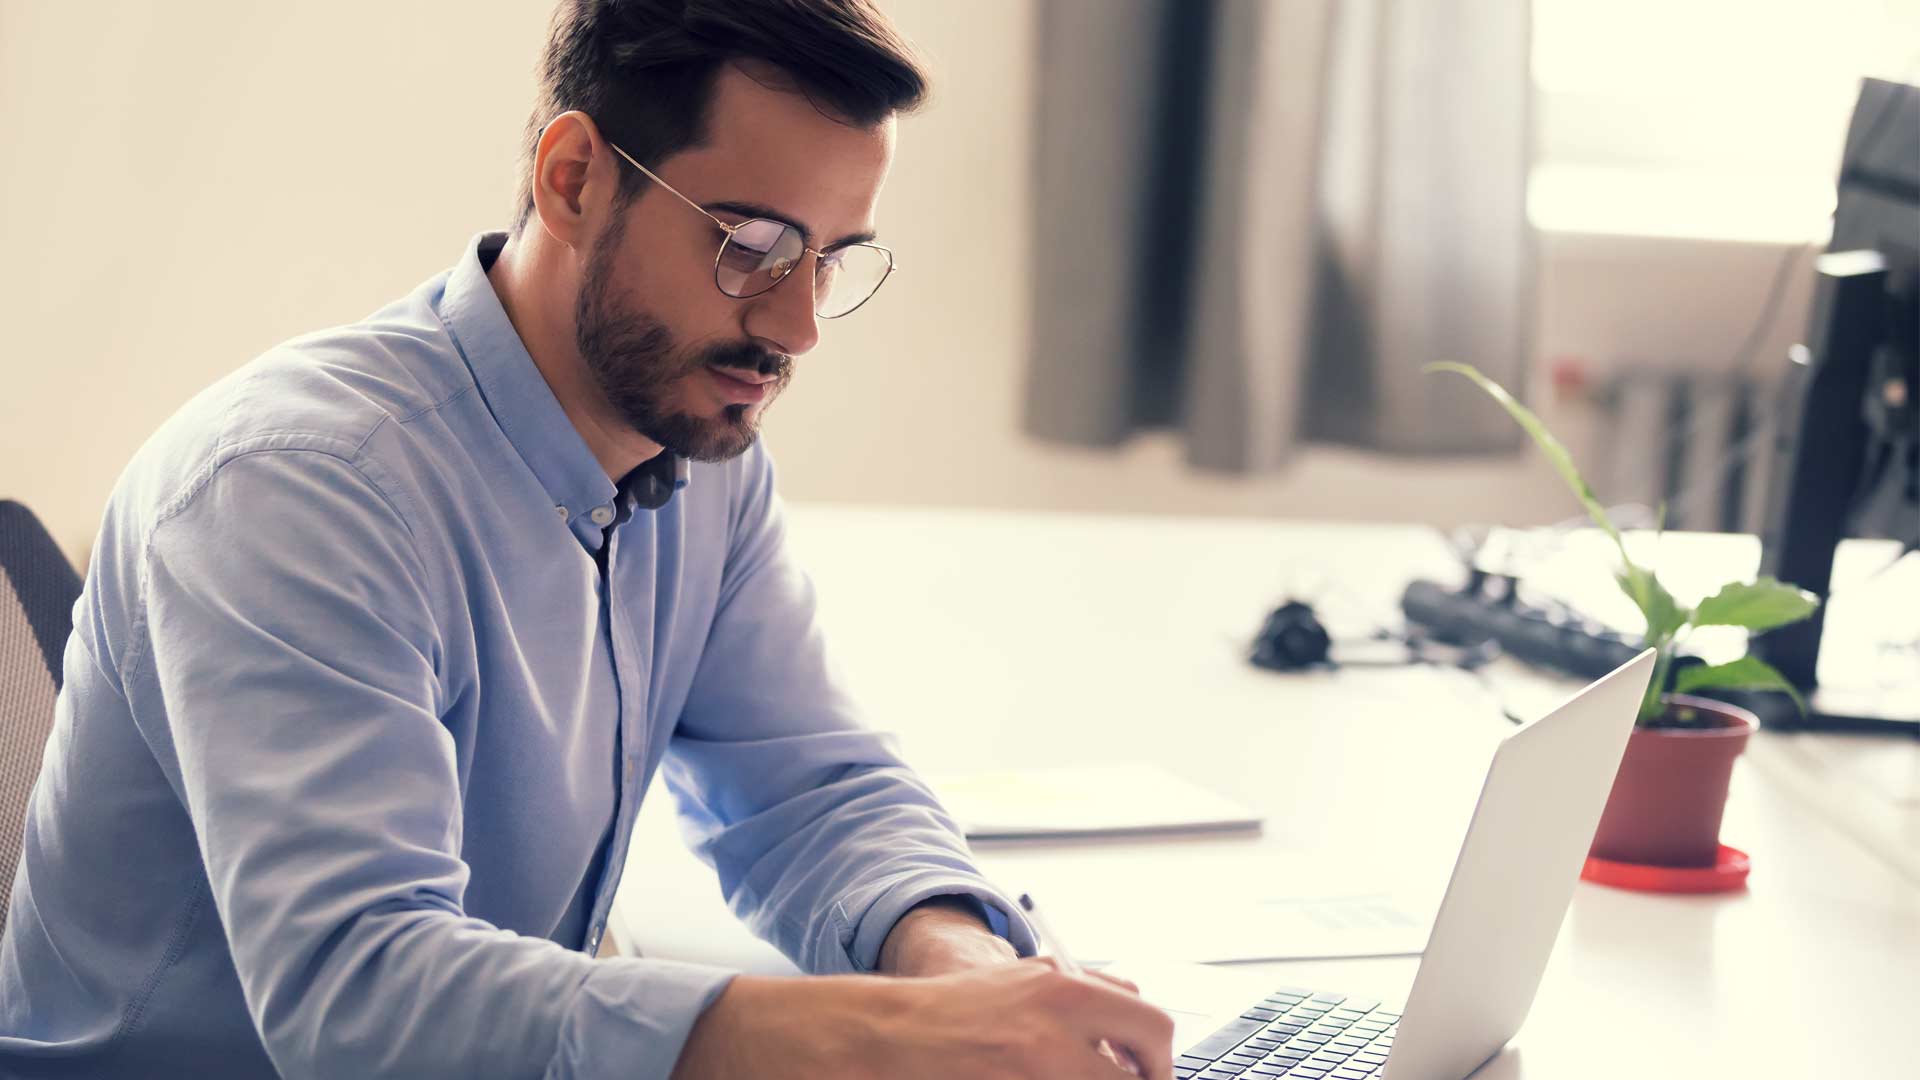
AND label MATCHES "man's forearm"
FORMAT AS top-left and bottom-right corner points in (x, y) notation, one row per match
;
(671, 900), (1020, 1078)
(668, 955), (1176, 1080)
(669, 973), (894, 1080)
